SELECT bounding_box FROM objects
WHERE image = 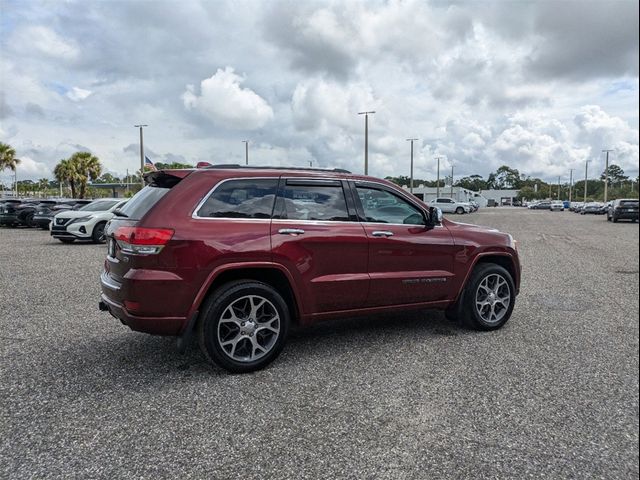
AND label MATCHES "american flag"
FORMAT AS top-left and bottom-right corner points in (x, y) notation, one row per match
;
(144, 156), (157, 171)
